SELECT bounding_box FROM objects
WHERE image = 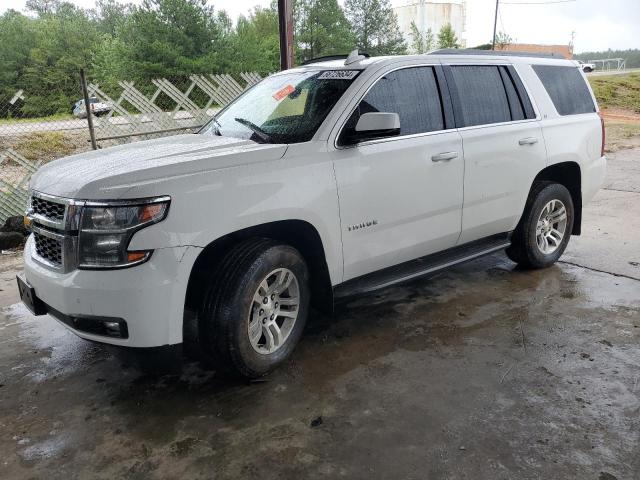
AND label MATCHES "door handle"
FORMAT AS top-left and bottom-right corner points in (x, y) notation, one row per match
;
(519, 137), (538, 146)
(431, 151), (458, 162)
